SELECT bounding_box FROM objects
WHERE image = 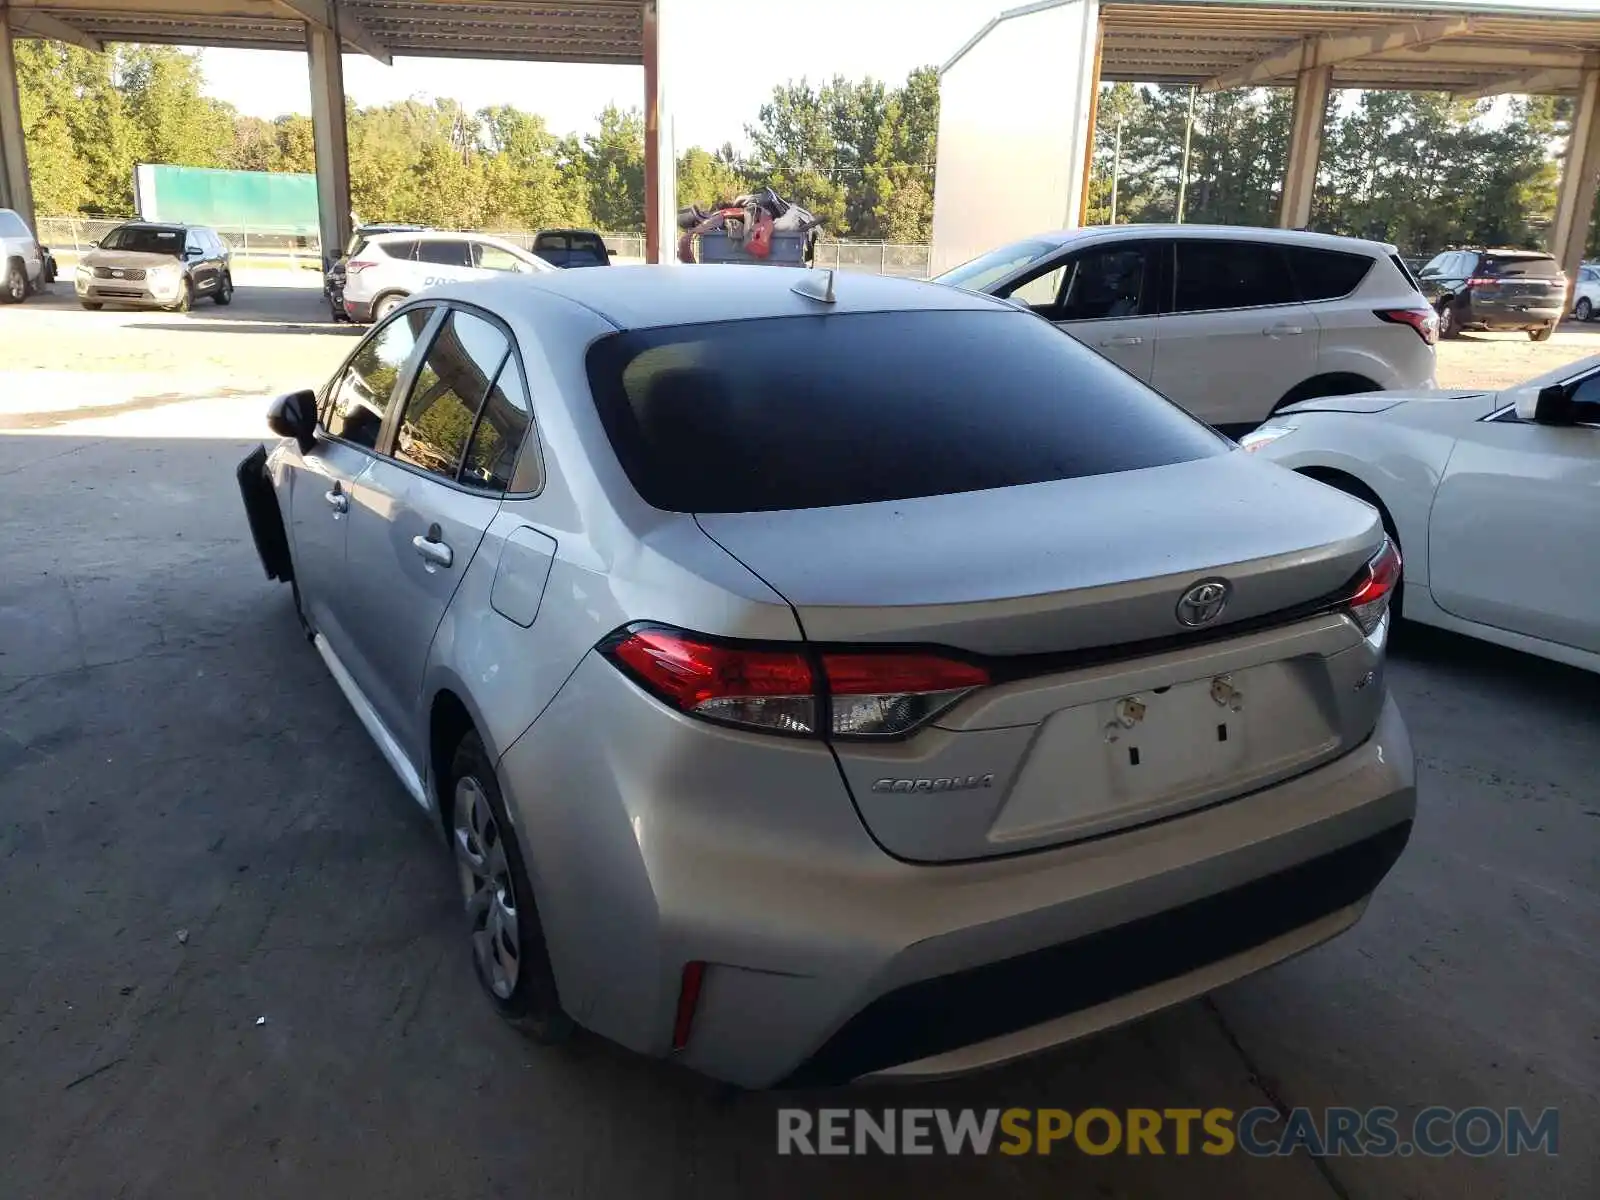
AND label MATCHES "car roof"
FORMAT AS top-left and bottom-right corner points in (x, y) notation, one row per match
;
(425, 264), (1011, 330)
(1027, 224), (1397, 256)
